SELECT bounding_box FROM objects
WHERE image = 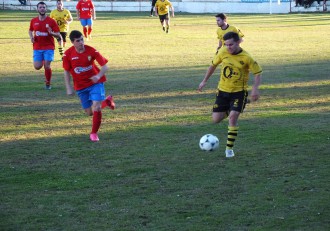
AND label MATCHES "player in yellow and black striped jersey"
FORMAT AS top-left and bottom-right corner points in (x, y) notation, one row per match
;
(50, 0), (73, 58)
(198, 32), (262, 158)
(215, 13), (244, 52)
(155, 0), (174, 33)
